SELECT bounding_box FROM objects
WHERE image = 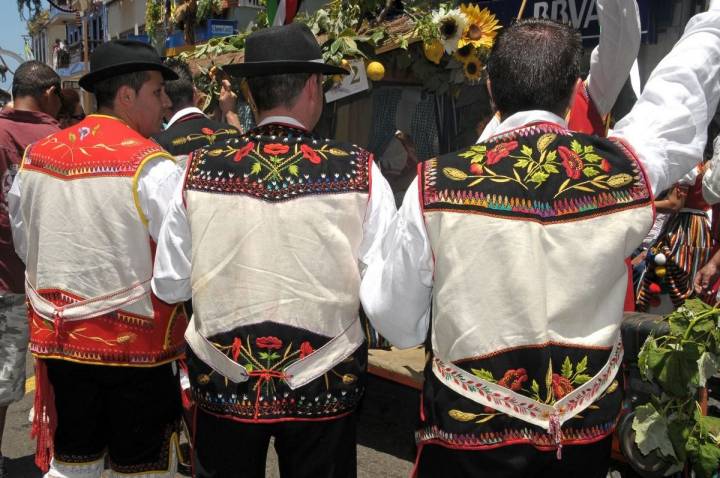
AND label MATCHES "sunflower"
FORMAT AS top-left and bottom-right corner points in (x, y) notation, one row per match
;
(432, 7), (468, 54)
(463, 56), (483, 82)
(459, 4), (501, 50)
(453, 44), (474, 63)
